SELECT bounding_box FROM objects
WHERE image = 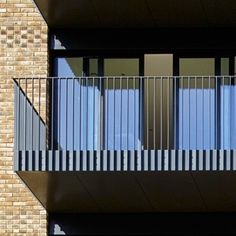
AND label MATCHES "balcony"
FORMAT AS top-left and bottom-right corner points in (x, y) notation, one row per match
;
(14, 76), (236, 170)
(13, 76), (236, 213)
